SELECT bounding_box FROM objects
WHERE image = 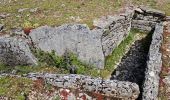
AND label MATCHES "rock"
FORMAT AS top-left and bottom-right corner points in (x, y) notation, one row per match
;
(27, 73), (140, 99)
(102, 9), (134, 56)
(10, 27), (24, 35)
(134, 8), (144, 13)
(142, 23), (163, 100)
(132, 20), (156, 32)
(29, 24), (105, 69)
(0, 24), (4, 31)
(166, 16), (170, 21)
(0, 13), (10, 19)
(0, 36), (37, 66)
(139, 6), (166, 17)
(18, 8), (29, 13)
(30, 8), (38, 13)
